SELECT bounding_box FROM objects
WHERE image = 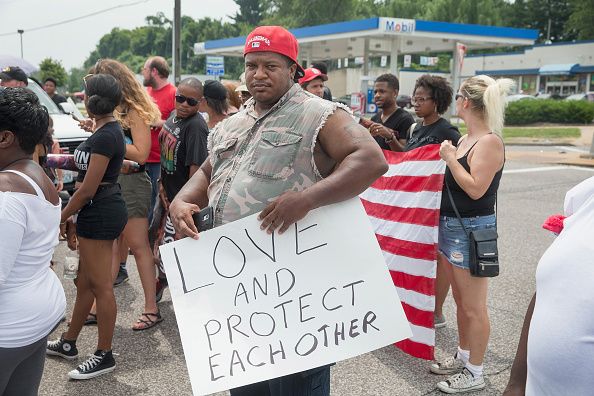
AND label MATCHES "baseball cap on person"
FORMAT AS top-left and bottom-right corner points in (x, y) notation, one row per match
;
(0, 66), (27, 84)
(203, 80), (228, 101)
(298, 68), (328, 85)
(244, 26), (305, 79)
